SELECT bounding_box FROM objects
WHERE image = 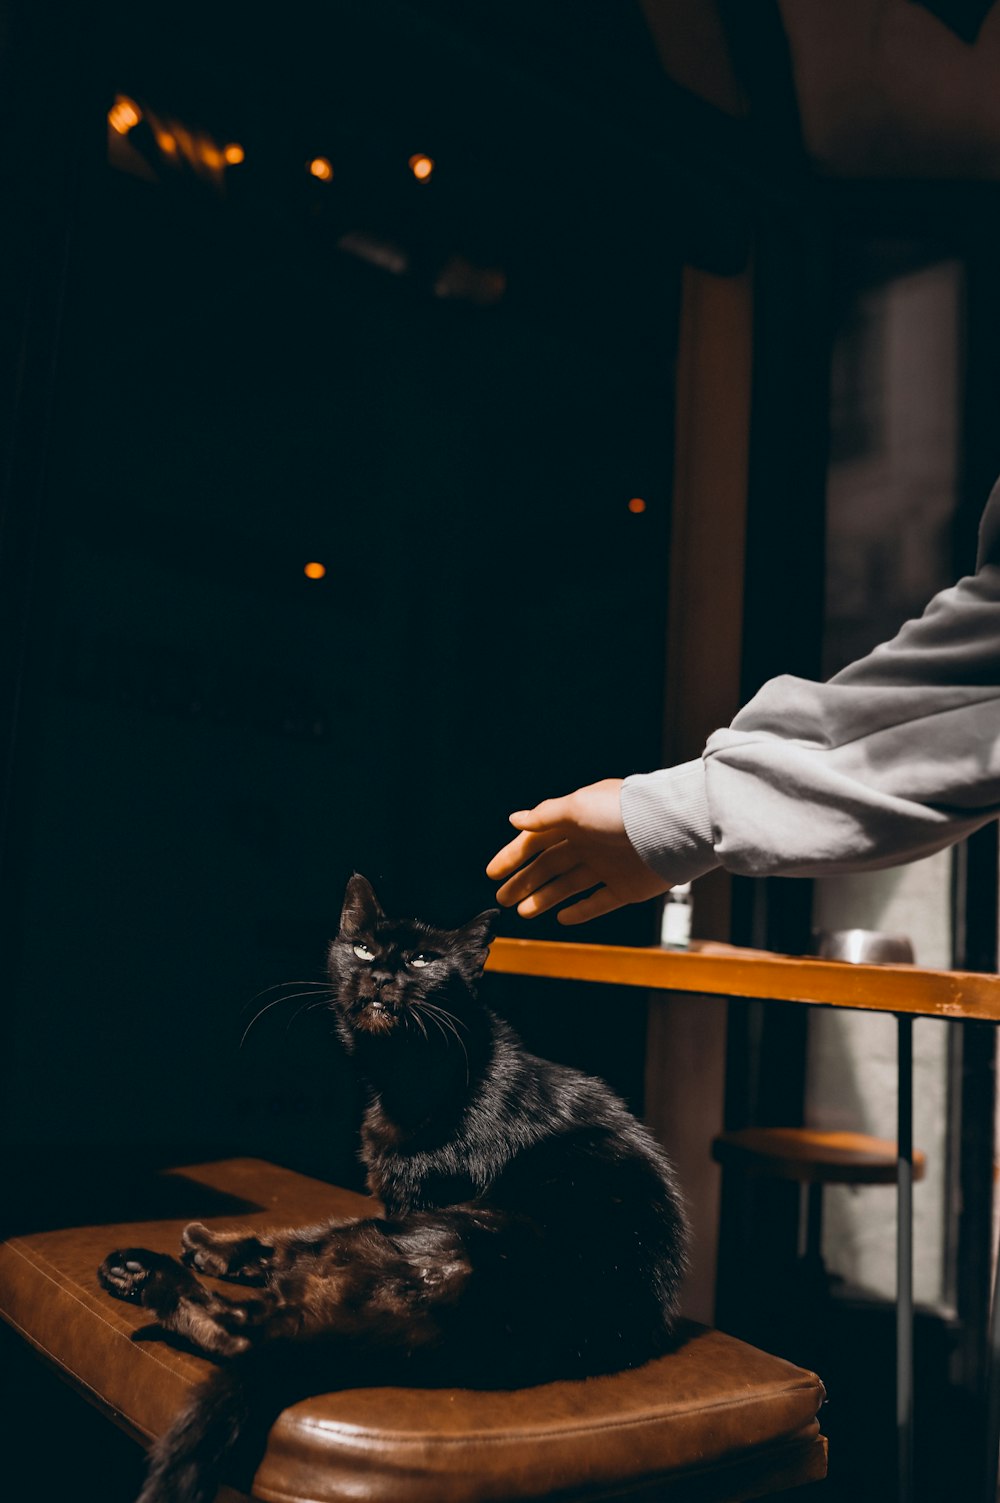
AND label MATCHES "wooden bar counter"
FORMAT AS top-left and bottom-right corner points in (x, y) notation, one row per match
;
(486, 936), (1000, 1021)
(488, 930), (1000, 1503)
